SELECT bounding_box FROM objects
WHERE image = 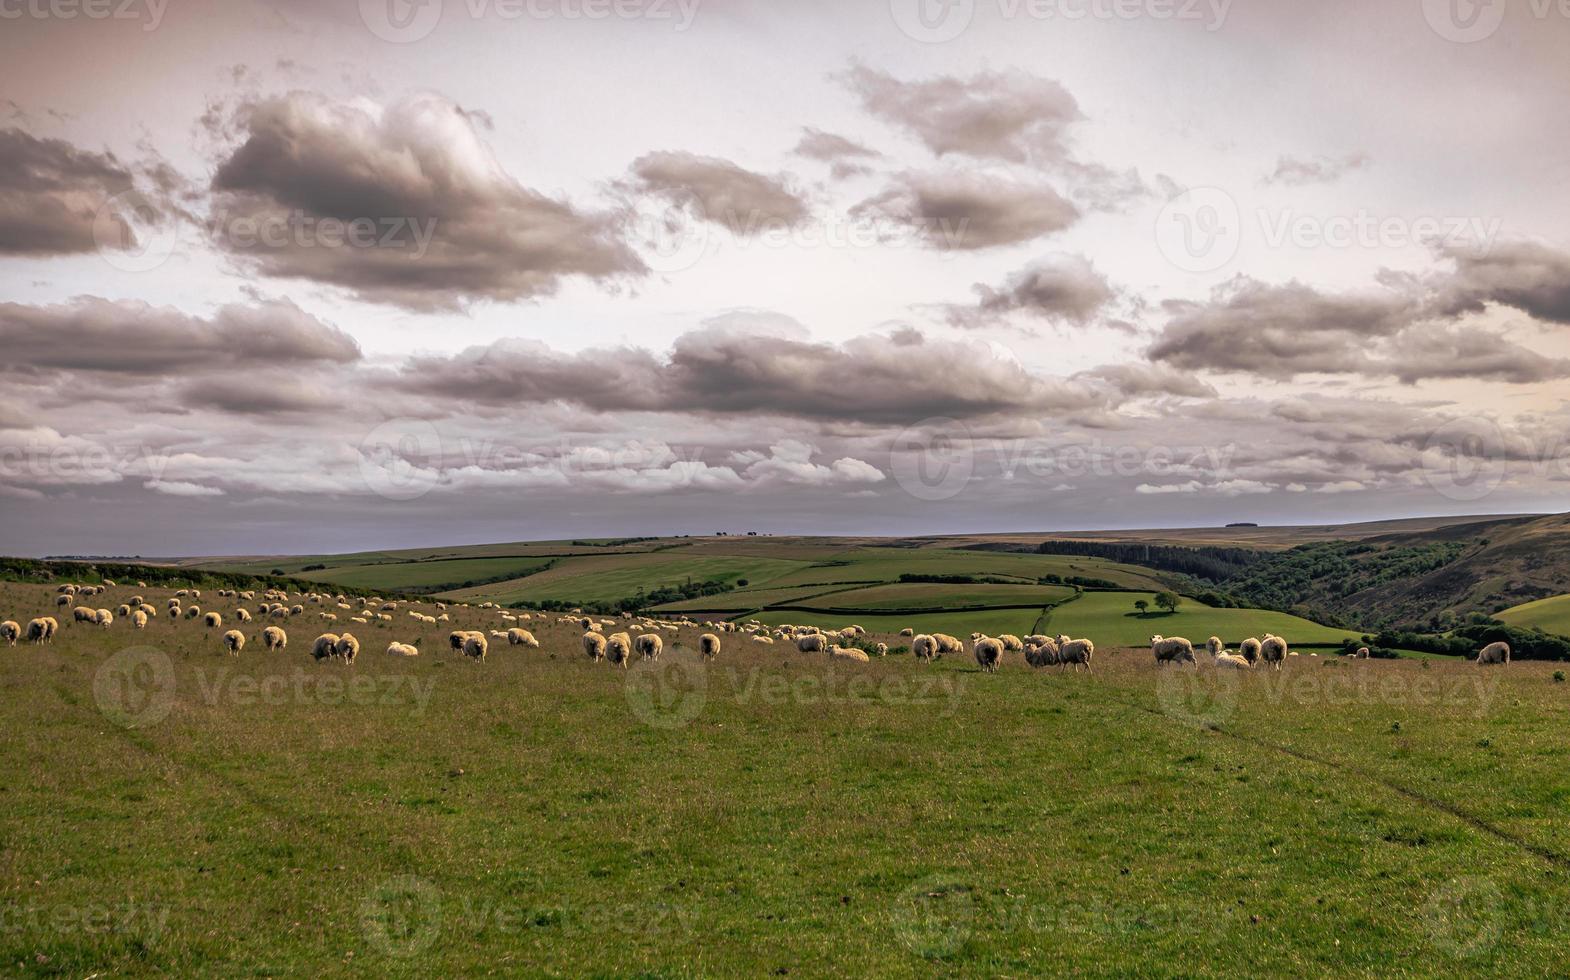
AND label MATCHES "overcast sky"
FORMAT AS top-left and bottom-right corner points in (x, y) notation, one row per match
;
(1, 0), (1569, 556)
